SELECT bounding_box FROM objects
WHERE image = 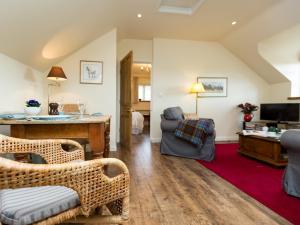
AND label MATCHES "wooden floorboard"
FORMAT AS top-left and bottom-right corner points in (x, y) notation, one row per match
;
(108, 131), (292, 225)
